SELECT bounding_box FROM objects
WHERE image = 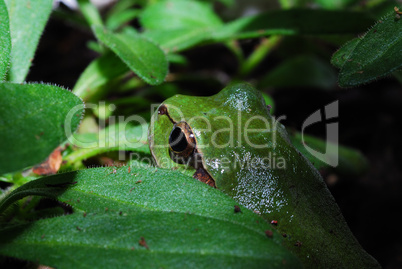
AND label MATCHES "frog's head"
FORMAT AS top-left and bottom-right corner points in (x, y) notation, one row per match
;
(148, 83), (283, 189)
